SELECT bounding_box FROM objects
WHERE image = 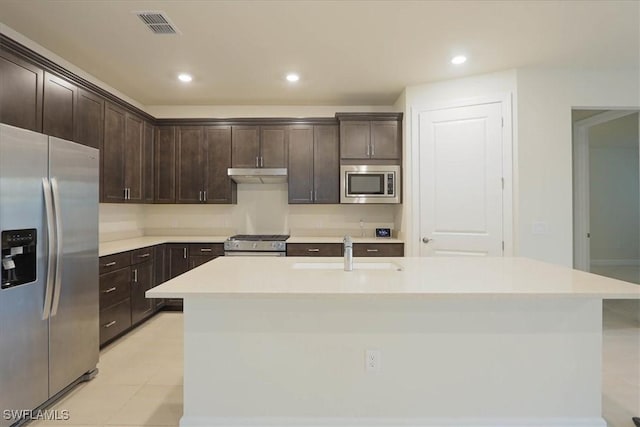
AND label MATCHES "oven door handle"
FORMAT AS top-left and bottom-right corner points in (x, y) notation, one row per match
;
(224, 252), (286, 257)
